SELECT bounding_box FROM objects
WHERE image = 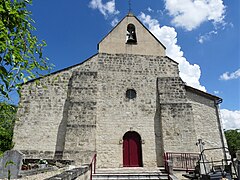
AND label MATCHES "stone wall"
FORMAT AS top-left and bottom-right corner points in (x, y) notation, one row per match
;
(13, 71), (72, 159)
(98, 14), (166, 56)
(62, 71), (98, 165)
(13, 55), (99, 160)
(13, 52), (226, 168)
(95, 53), (179, 168)
(186, 89), (226, 161)
(157, 77), (198, 154)
(46, 166), (90, 180)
